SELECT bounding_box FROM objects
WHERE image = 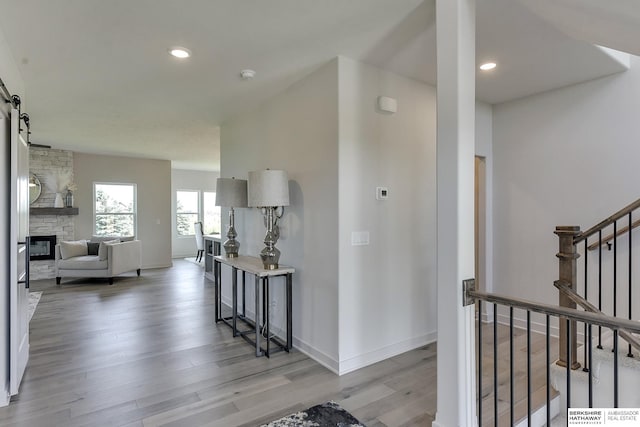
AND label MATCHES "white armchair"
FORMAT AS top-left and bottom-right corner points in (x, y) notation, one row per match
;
(55, 238), (142, 285)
